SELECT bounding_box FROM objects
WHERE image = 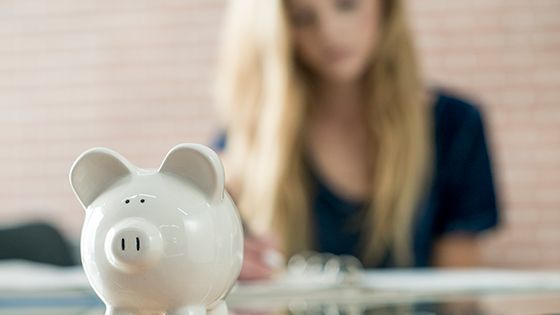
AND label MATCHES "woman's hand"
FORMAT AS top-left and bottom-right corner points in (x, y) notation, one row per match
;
(239, 234), (285, 281)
